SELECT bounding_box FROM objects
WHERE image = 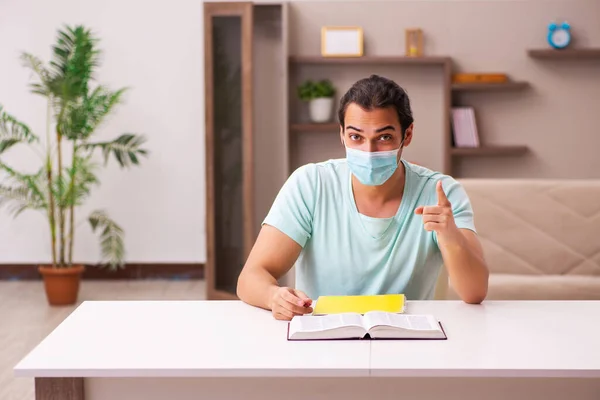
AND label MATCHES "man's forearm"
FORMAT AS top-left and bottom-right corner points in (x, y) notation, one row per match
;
(438, 232), (488, 304)
(237, 267), (280, 310)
